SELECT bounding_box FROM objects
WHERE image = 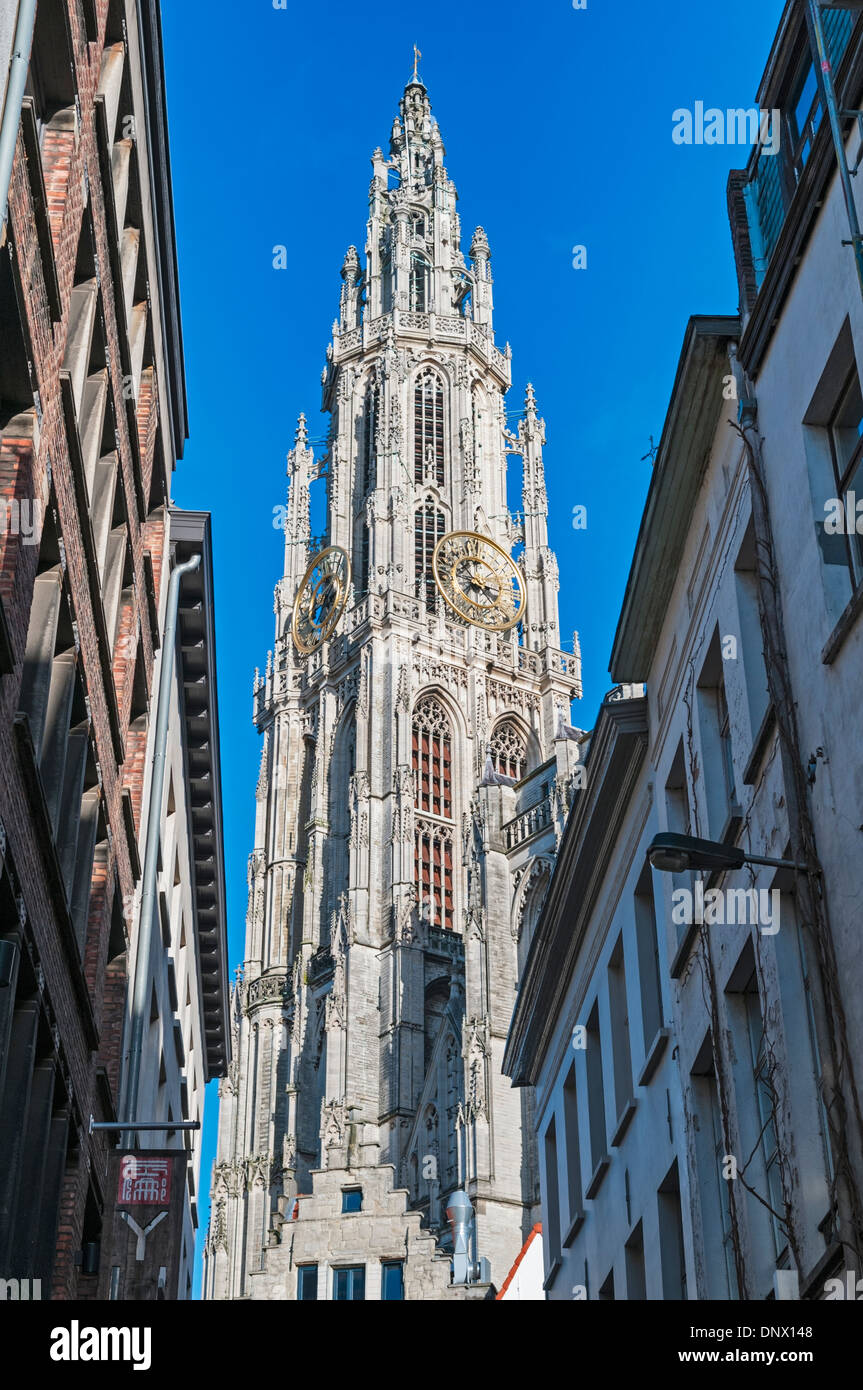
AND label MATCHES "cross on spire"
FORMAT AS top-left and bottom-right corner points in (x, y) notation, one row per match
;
(412, 43), (422, 82)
